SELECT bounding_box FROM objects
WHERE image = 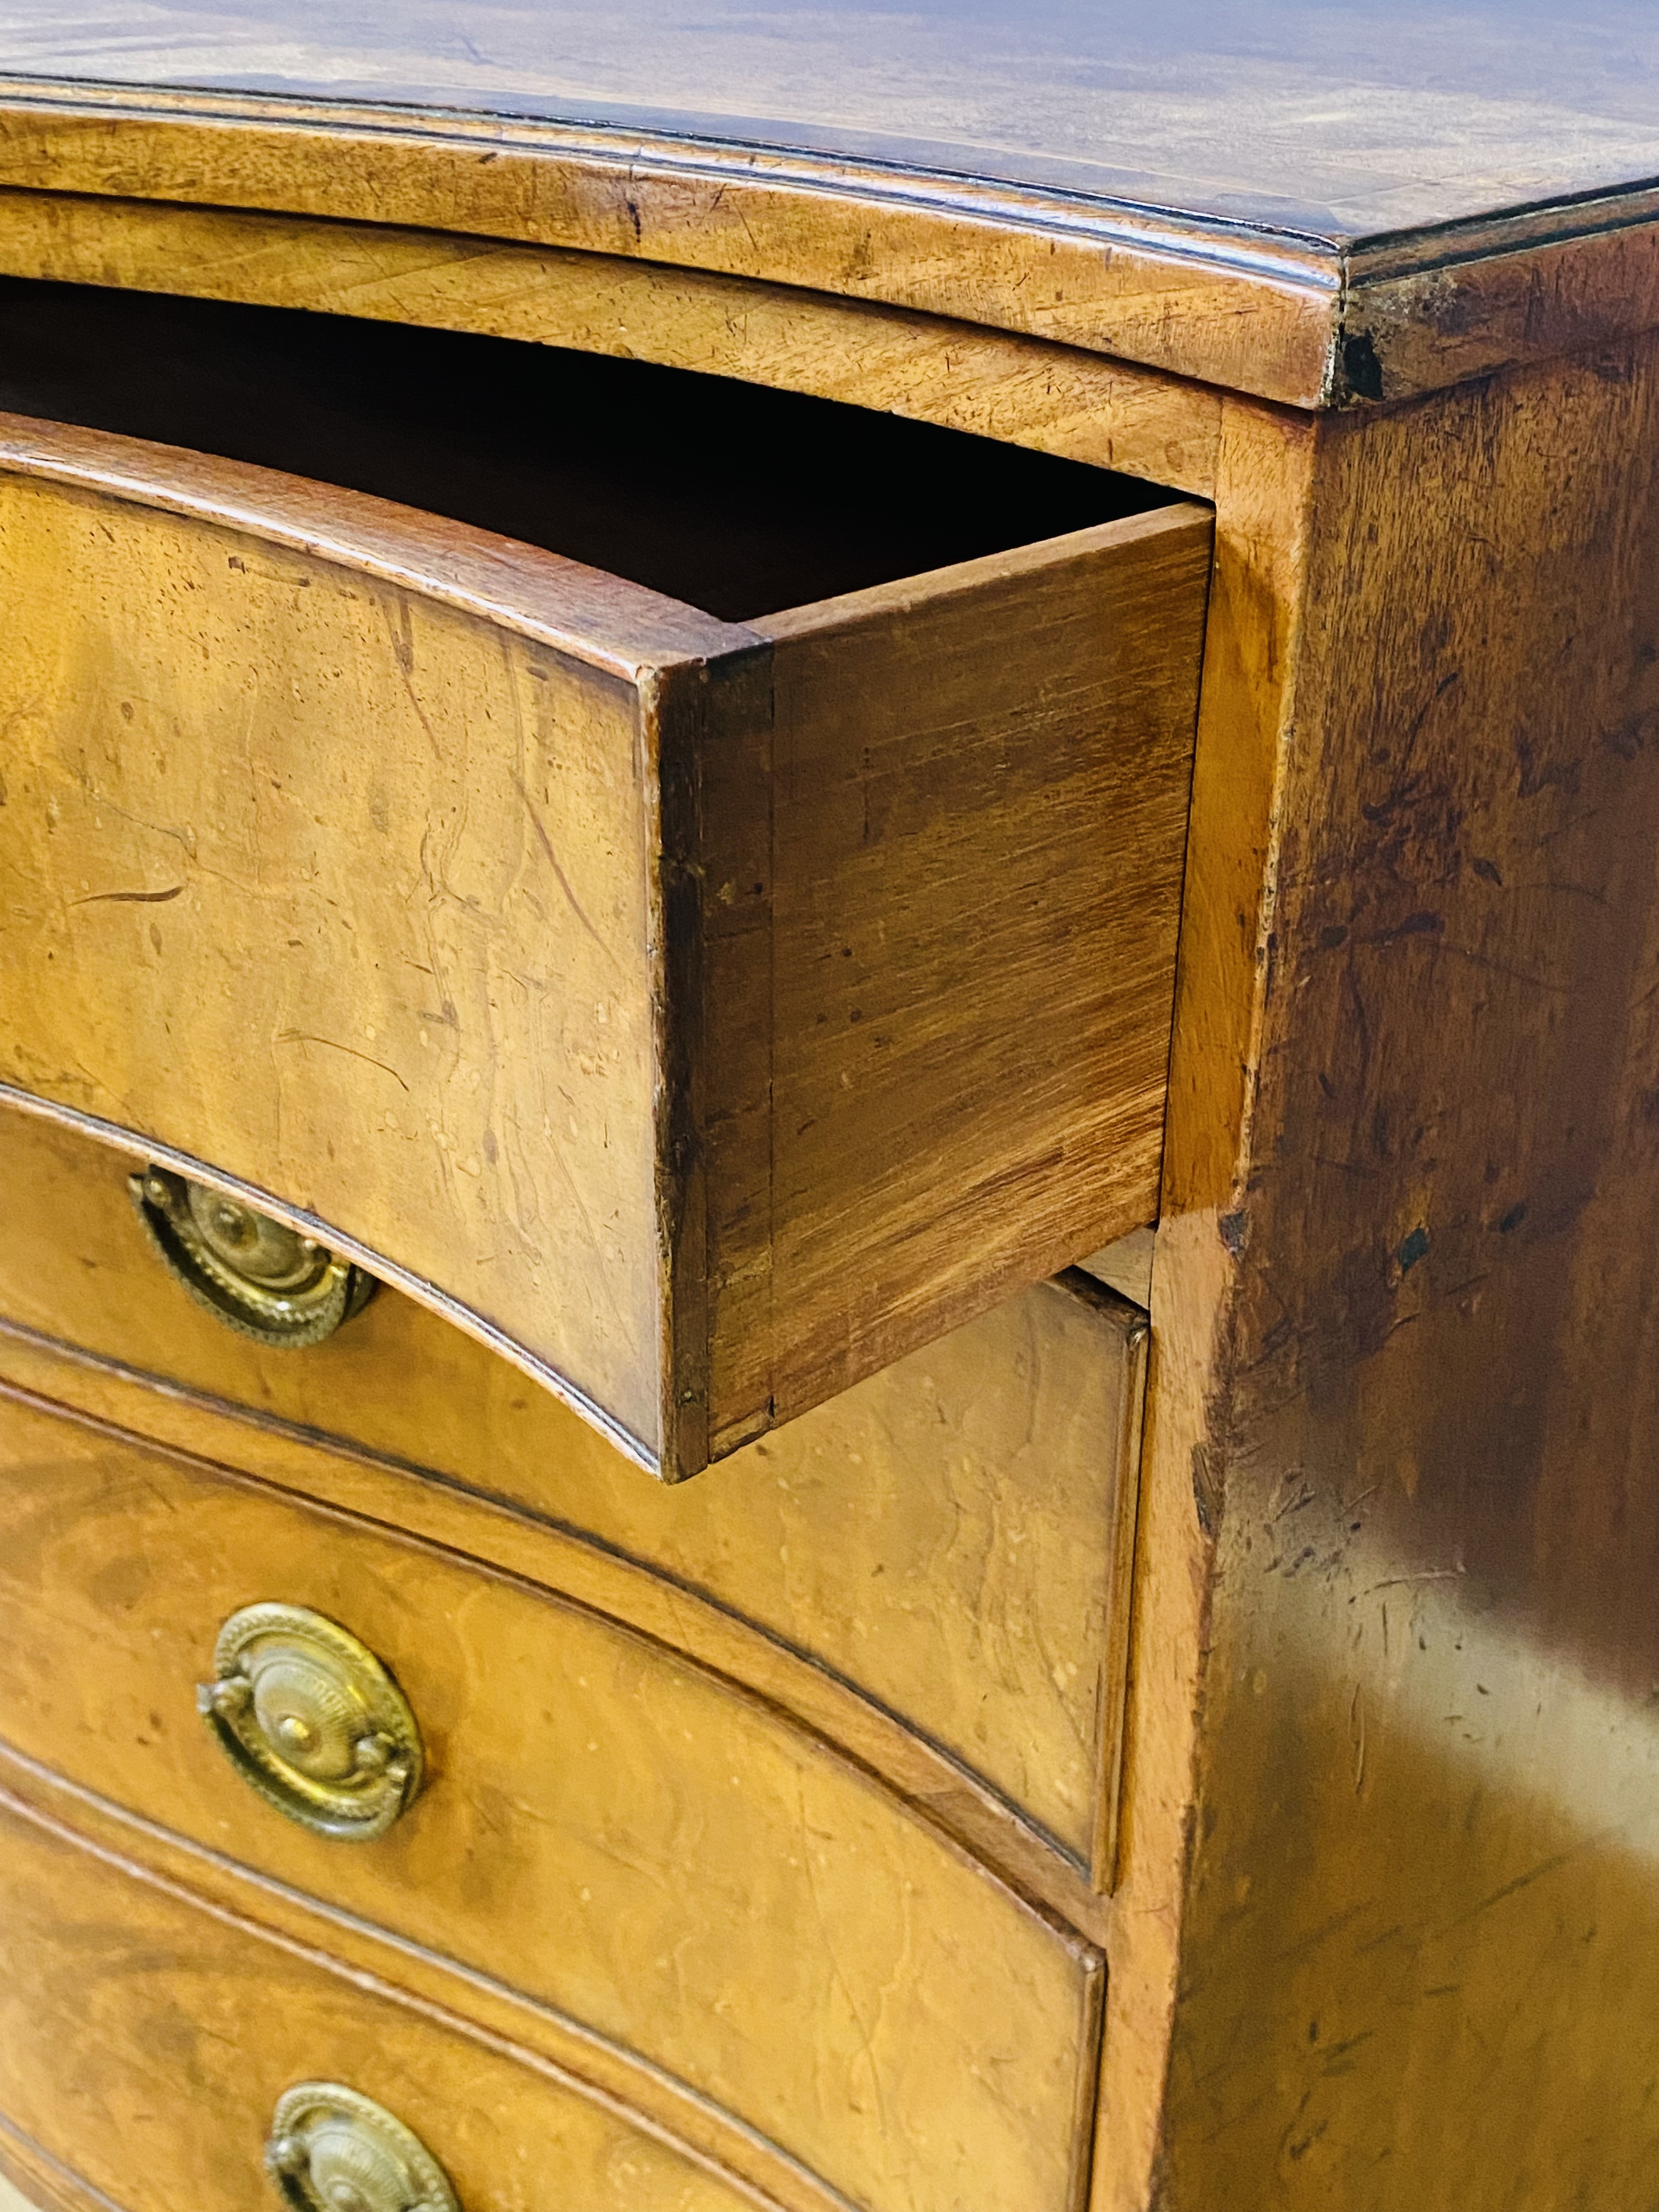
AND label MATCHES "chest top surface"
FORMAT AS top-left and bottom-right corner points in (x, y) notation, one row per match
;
(0, 5), (1656, 408)
(2, 0), (1657, 245)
